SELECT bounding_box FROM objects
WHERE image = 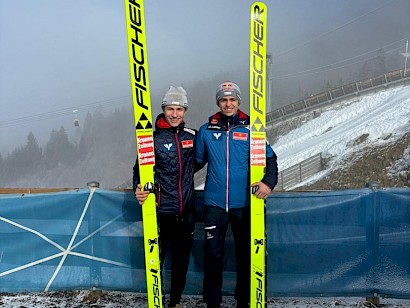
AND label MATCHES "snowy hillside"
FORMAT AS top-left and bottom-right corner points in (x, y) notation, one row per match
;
(195, 85), (410, 190)
(271, 85), (410, 189)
